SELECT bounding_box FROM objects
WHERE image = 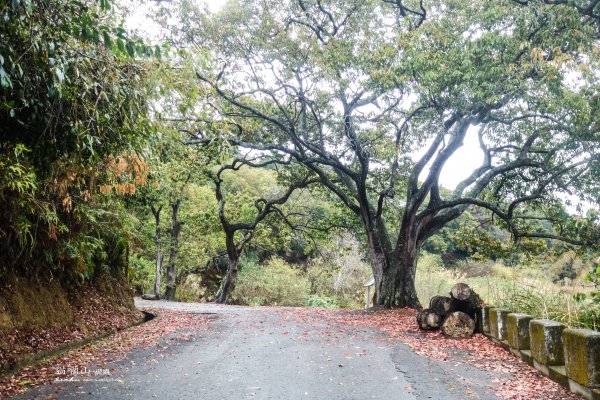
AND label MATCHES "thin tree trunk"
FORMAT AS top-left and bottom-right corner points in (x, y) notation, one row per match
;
(214, 230), (240, 304)
(151, 205), (163, 297)
(165, 200), (182, 301)
(214, 255), (239, 304)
